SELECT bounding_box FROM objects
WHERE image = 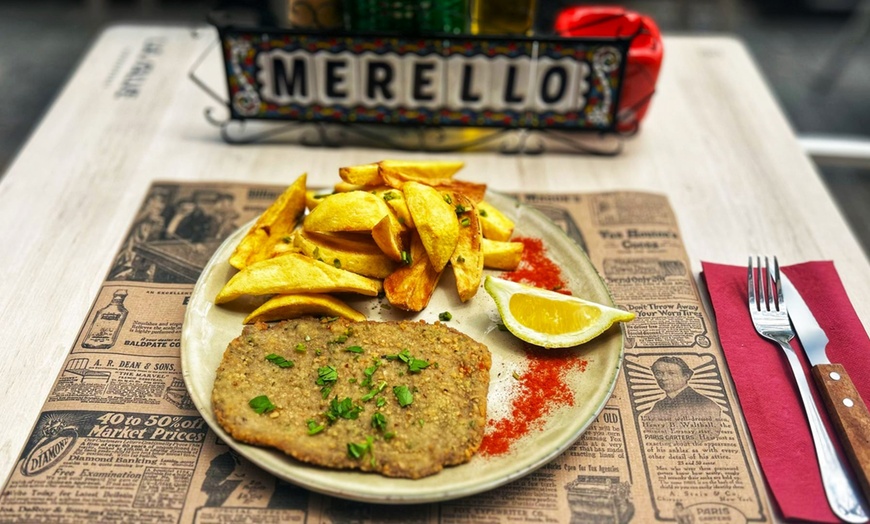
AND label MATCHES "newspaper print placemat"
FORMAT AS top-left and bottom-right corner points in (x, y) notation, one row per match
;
(0, 182), (773, 523)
